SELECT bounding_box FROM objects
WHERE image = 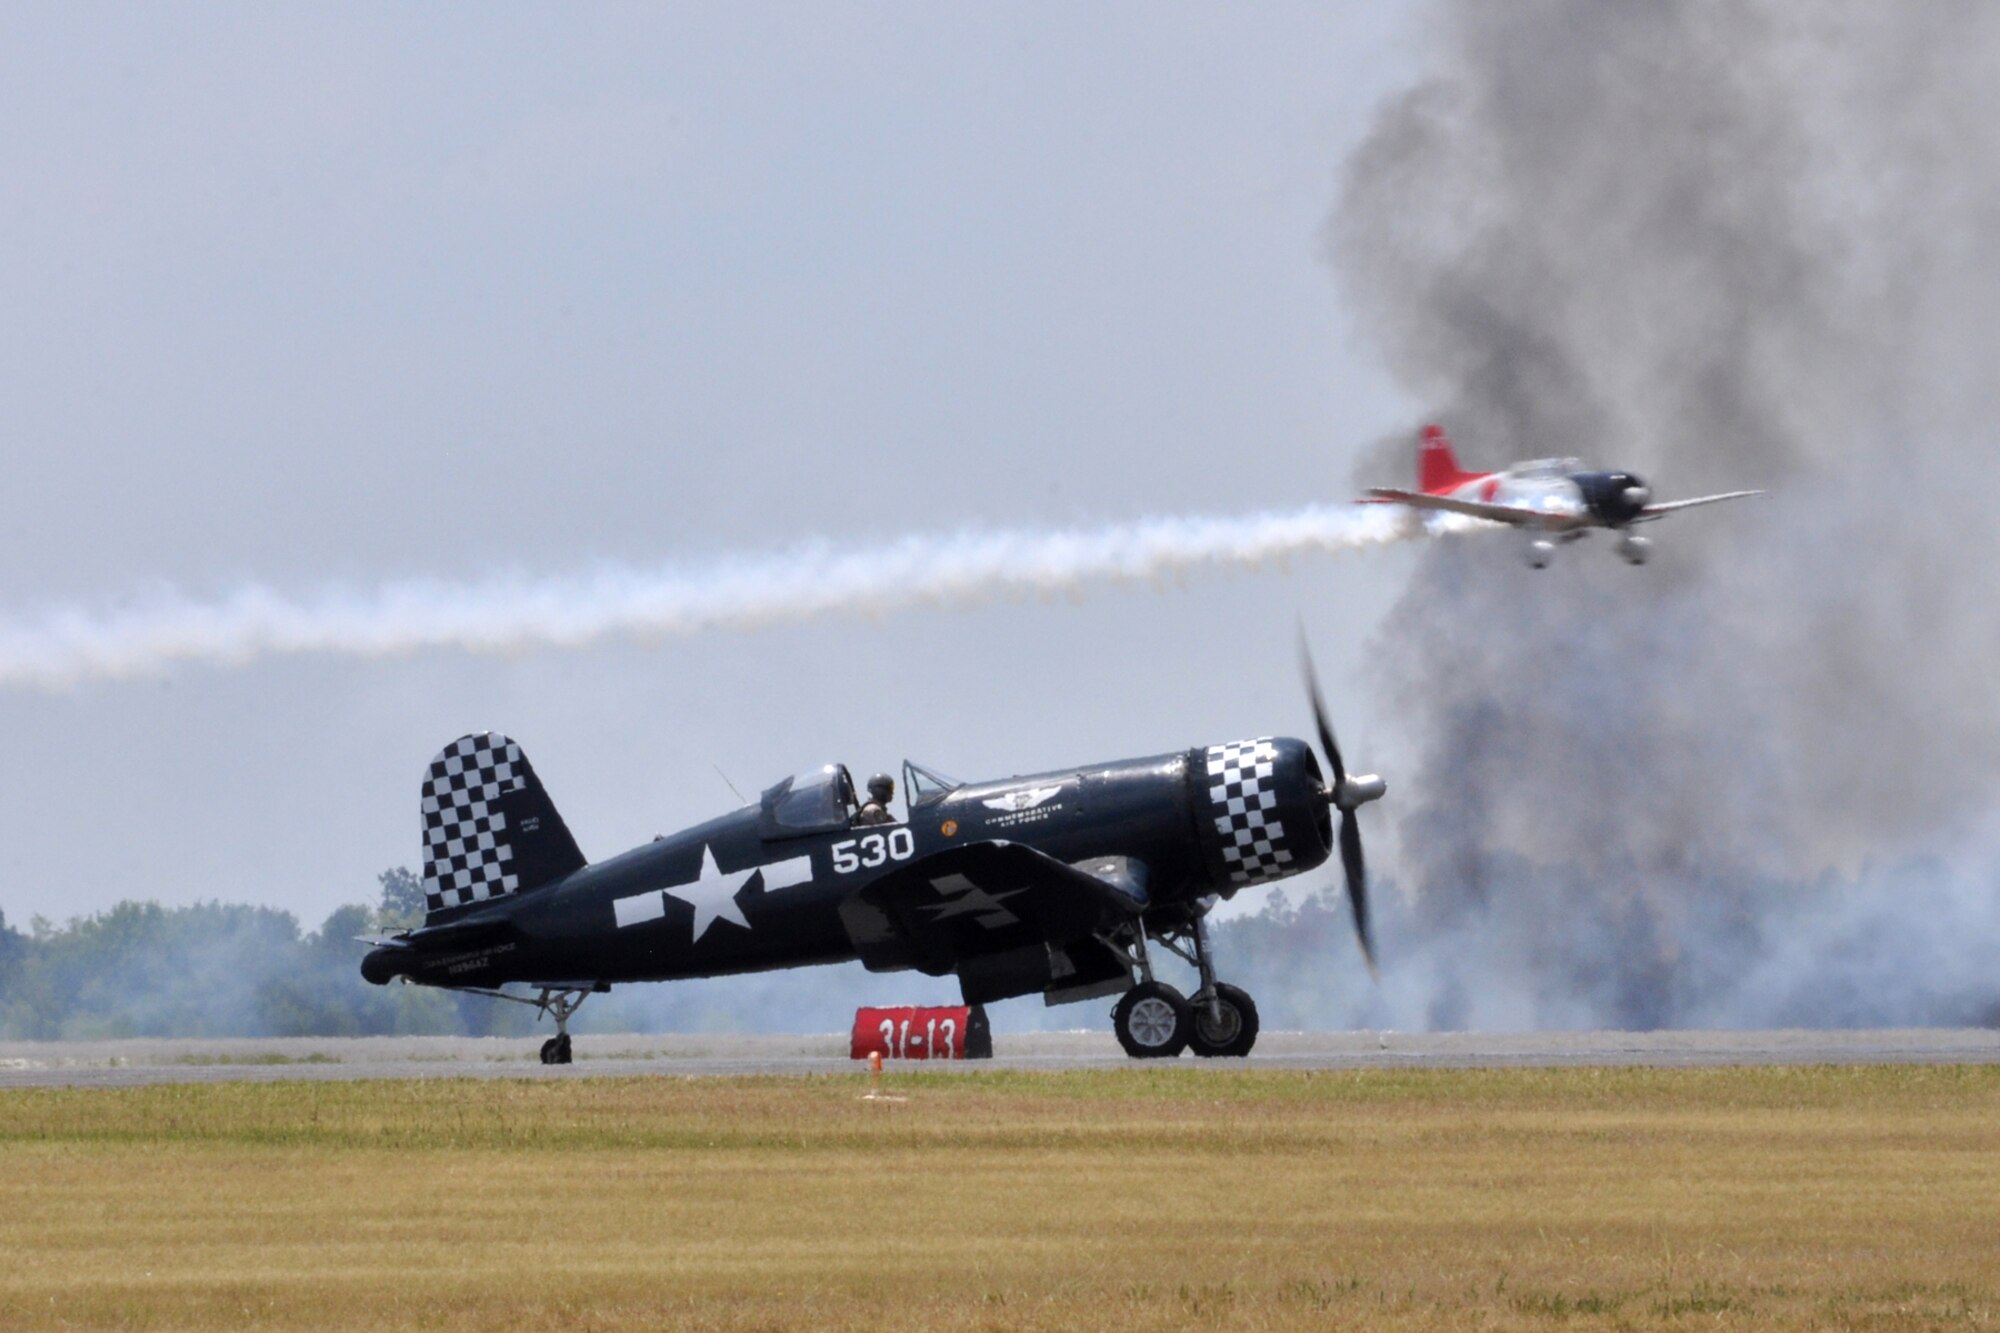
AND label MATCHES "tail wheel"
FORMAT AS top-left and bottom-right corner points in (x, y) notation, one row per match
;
(1113, 981), (1192, 1059)
(1187, 984), (1260, 1058)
